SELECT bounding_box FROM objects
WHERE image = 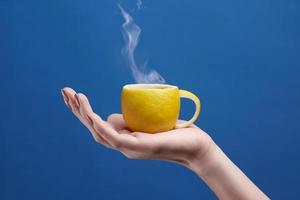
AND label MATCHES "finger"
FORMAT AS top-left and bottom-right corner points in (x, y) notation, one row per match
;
(62, 87), (80, 115)
(76, 93), (94, 118)
(75, 92), (98, 132)
(85, 115), (112, 148)
(61, 88), (113, 148)
(87, 113), (118, 147)
(107, 114), (127, 131)
(61, 89), (70, 108)
(90, 113), (139, 149)
(74, 93), (112, 148)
